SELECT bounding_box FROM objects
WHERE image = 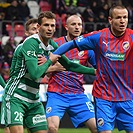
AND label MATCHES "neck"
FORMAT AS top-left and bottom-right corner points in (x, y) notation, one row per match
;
(66, 34), (75, 41)
(38, 33), (48, 46)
